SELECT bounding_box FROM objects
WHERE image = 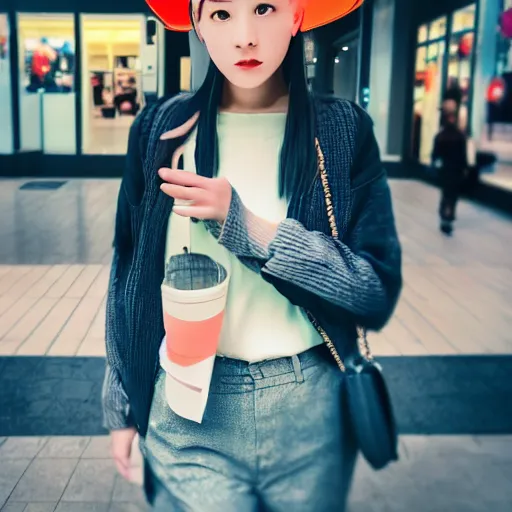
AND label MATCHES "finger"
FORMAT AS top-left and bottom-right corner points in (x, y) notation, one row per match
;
(159, 168), (209, 188)
(171, 144), (186, 171)
(160, 112), (200, 141)
(113, 457), (131, 480)
(160, 184), (206, 202)
(173, 206), (214, 220)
